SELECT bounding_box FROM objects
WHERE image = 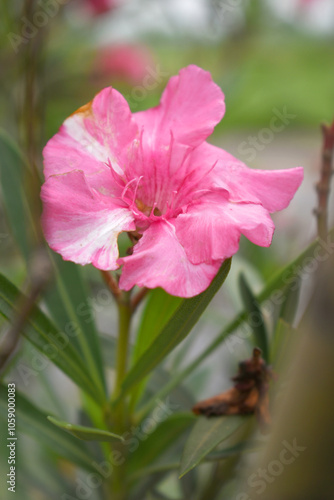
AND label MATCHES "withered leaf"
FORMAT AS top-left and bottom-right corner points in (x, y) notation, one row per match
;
(192, 348), (274, 429)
